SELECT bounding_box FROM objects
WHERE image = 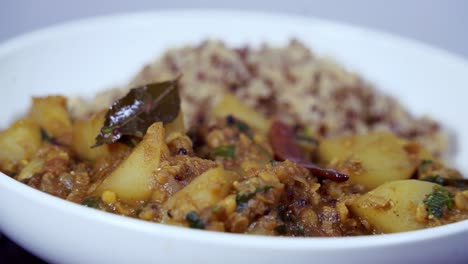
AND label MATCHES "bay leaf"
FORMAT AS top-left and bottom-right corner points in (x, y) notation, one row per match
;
(93, 78), (180, 147)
